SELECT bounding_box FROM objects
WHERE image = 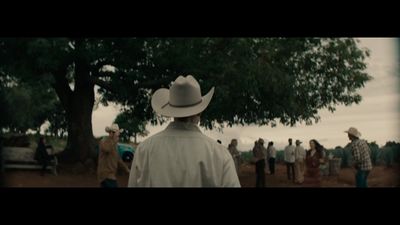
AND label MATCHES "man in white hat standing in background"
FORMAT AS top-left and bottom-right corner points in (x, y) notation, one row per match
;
(294, 140), (306, 184)
(128, 75), (240, 187)
(345, 127), (372, 188)
(97, 123), (130, 188)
